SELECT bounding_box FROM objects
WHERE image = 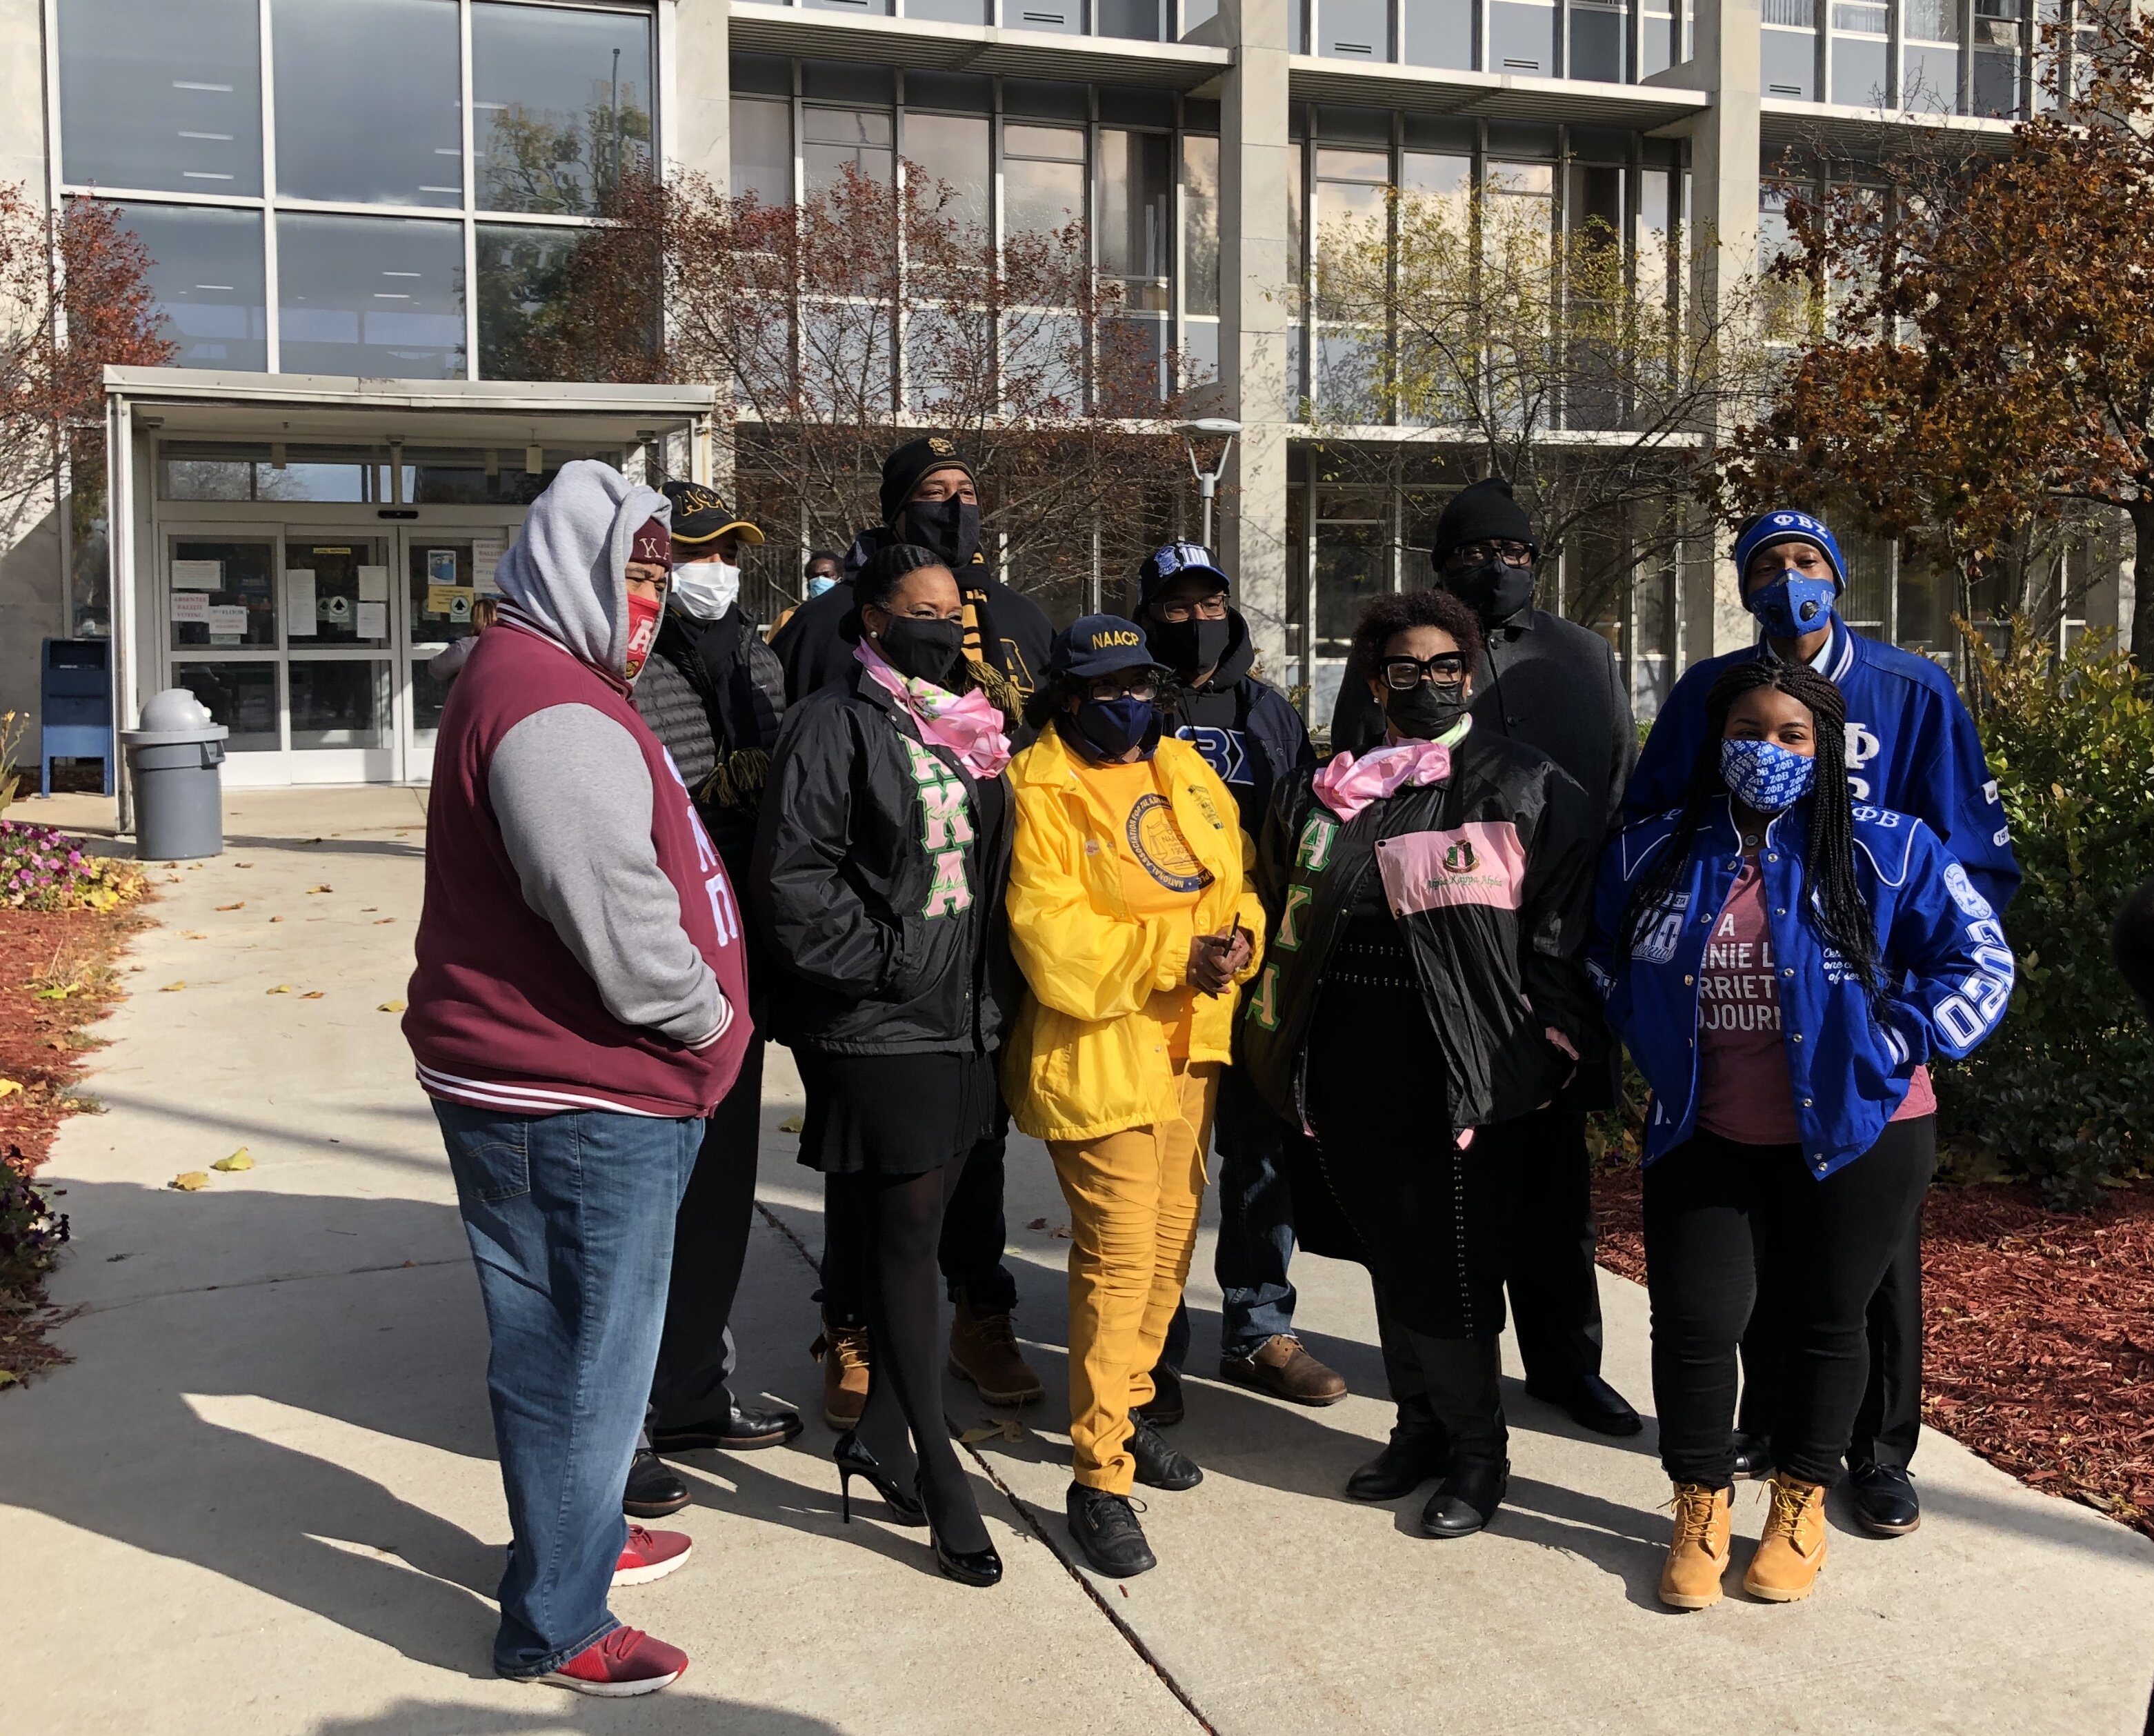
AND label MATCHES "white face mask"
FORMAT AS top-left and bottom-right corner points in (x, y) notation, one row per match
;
(670, 559), (741, 621)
